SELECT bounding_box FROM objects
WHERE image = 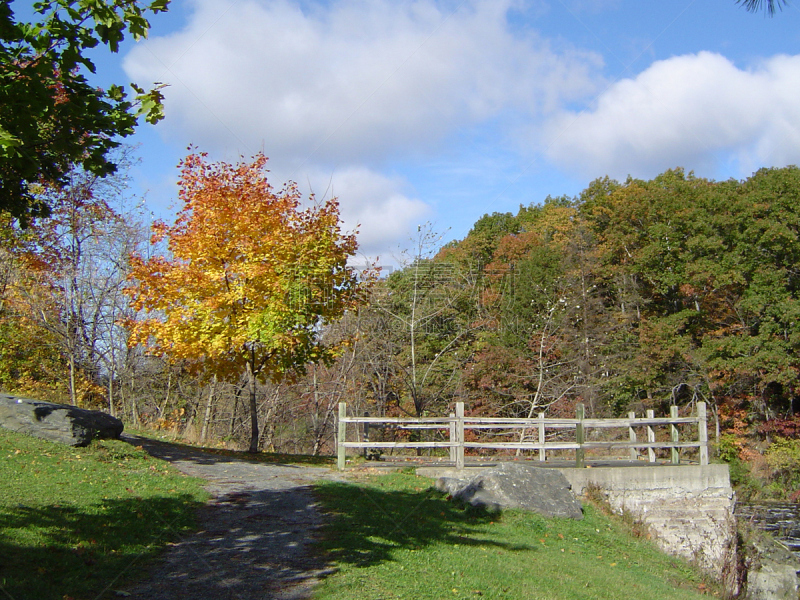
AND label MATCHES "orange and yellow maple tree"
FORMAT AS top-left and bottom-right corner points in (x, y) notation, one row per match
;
(126, 152), (368, 451)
